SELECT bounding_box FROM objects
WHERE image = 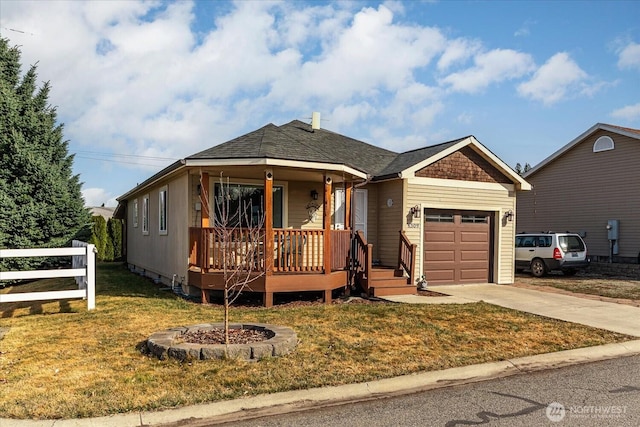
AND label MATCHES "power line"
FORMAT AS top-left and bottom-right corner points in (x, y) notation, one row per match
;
(74, 155), (175, 167)
(1, 27), (36, 36)
(73, 150), (177, 161)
